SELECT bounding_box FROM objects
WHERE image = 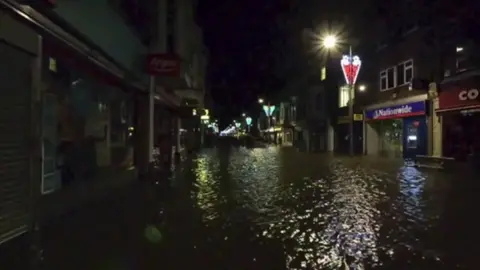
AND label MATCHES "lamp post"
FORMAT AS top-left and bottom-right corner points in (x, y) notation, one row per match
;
(321, 35), (361, 156)
(245, 116), (252, 133)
